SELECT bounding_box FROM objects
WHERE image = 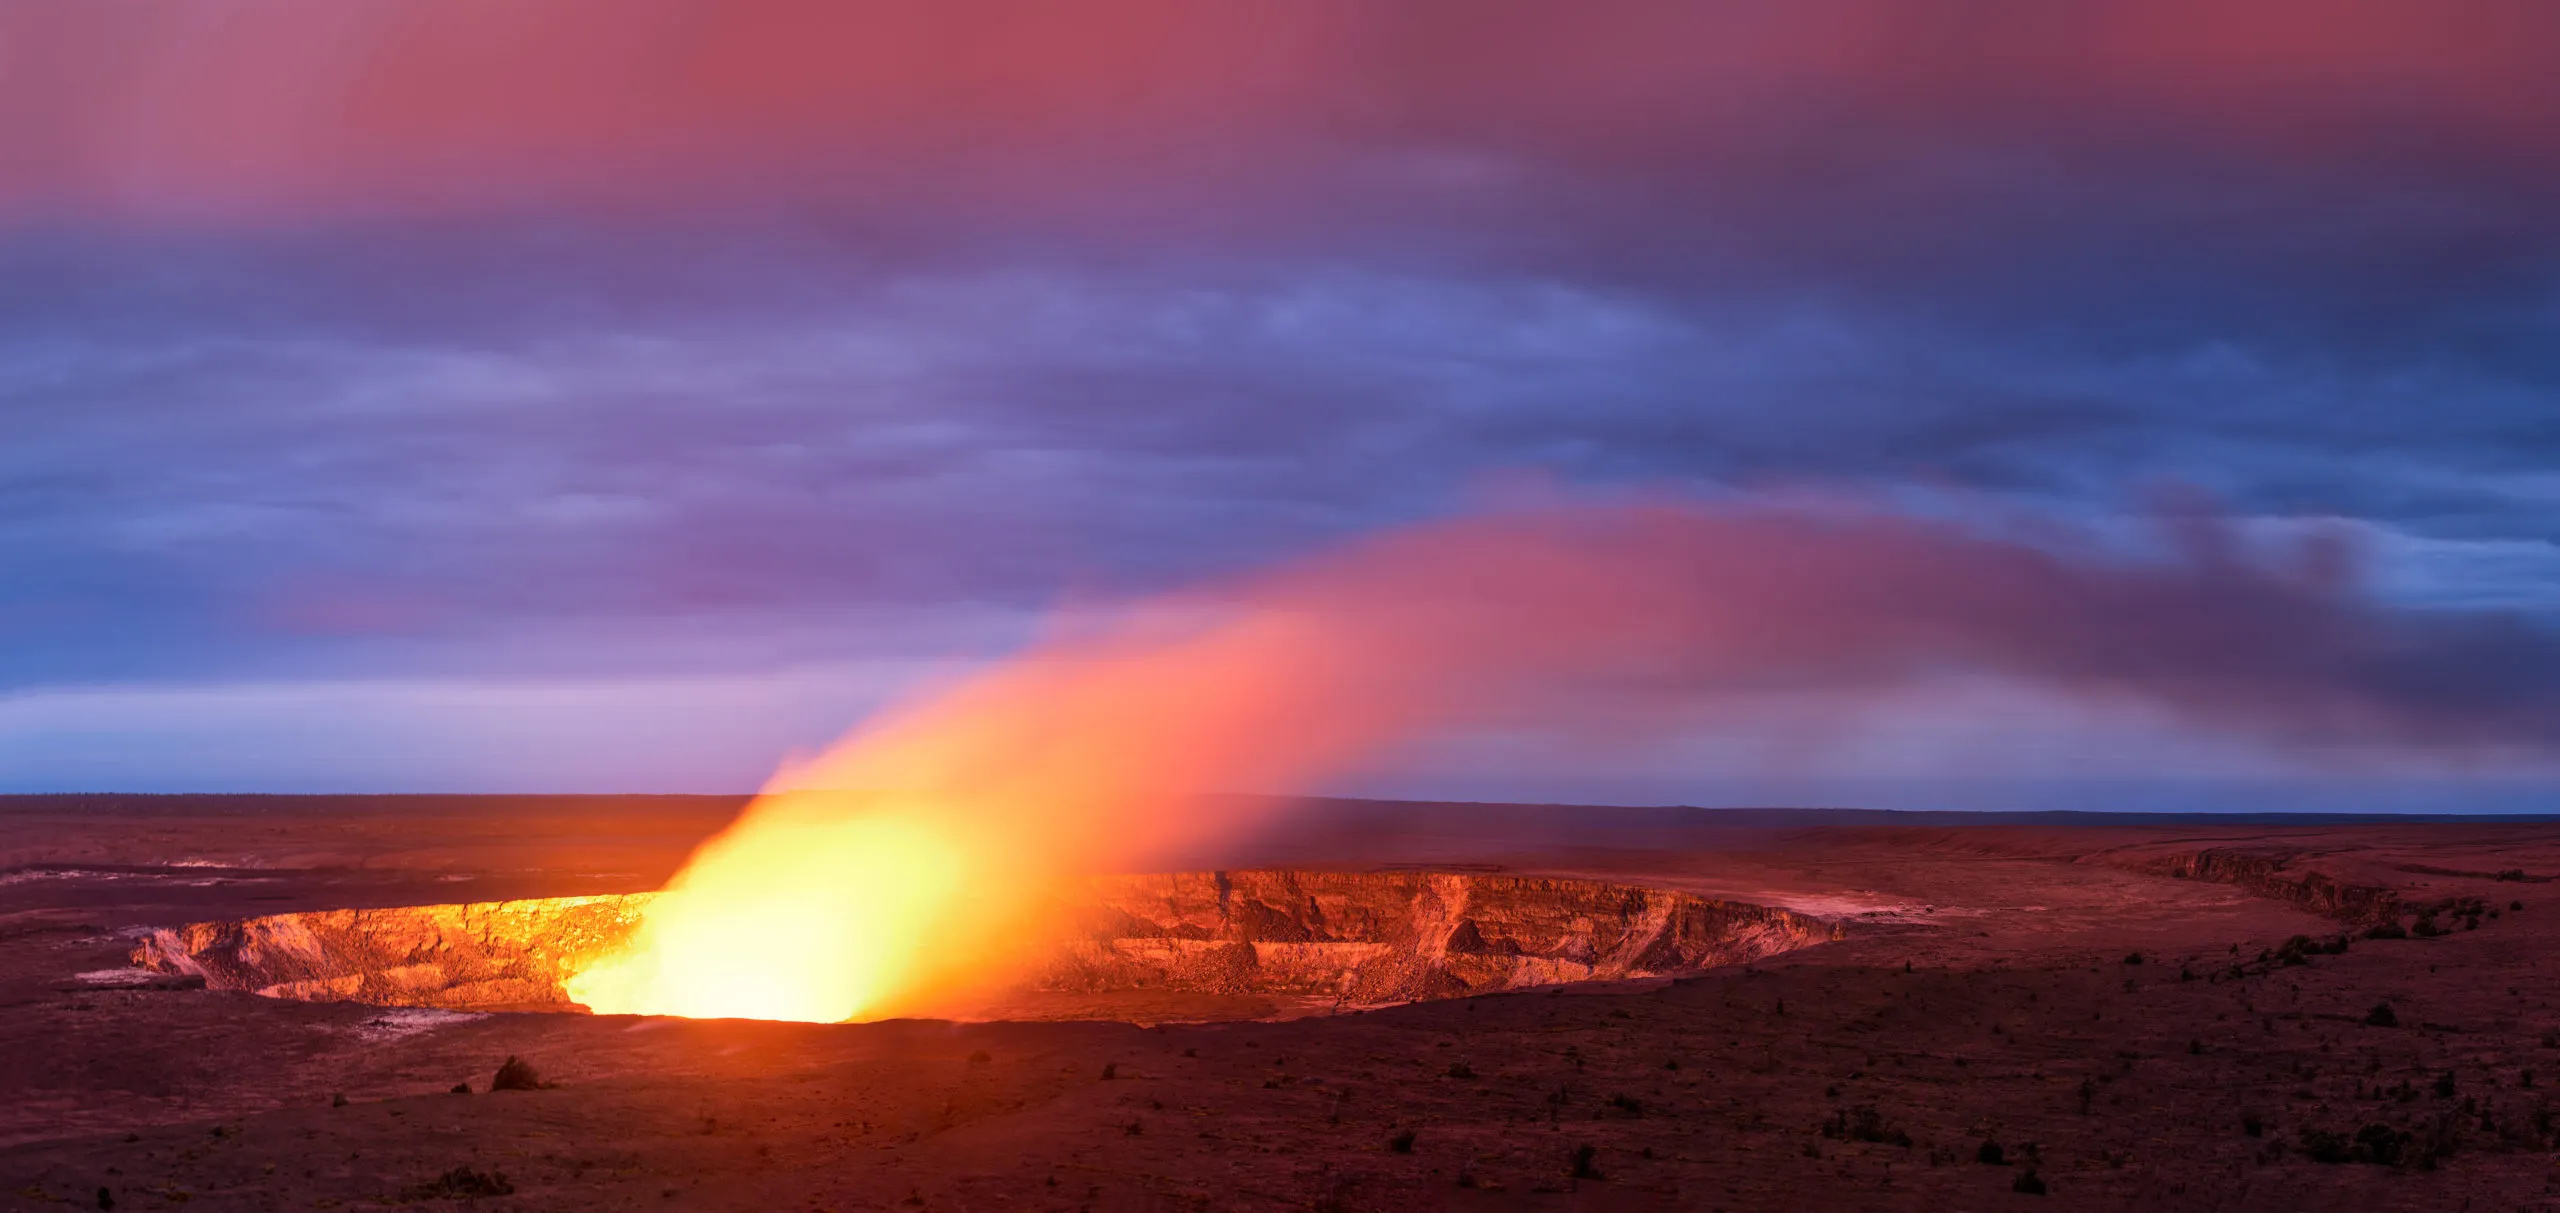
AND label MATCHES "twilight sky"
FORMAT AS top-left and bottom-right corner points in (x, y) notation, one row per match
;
(6, 2), (2560, 807)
